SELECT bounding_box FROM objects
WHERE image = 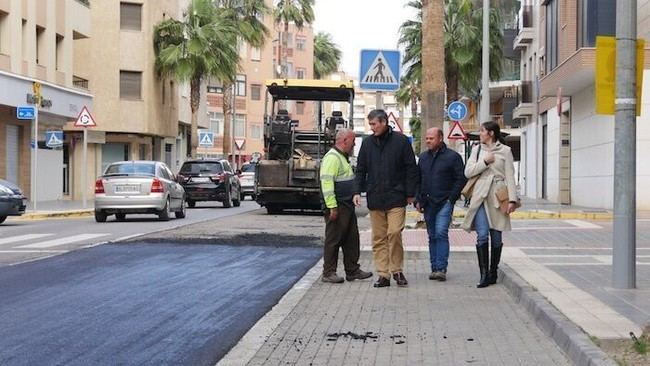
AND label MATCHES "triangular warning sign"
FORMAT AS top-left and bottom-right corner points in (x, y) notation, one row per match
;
(387, 111), (402, 133)
(362, 51), (397, 85)
(447, 121), (467, 140)
(234, 138), (245, 150)
(47, 133), (63, 147)
(74, 106), (97, 127)
(200, 133), (213, 145)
